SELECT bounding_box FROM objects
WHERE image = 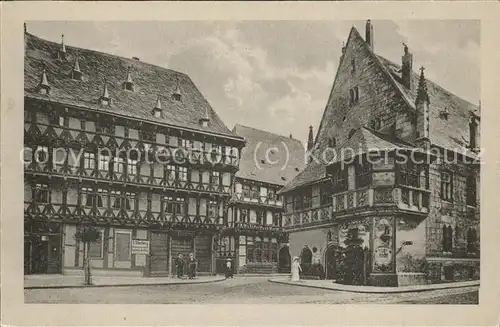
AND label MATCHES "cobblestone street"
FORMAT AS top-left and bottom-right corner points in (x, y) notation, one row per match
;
(25, 277), (479, 304)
